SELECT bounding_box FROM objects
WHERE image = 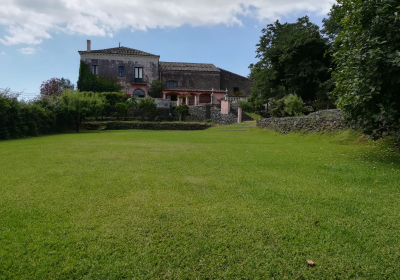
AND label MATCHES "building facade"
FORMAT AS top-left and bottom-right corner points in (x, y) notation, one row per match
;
(78, 40), (252, 105)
